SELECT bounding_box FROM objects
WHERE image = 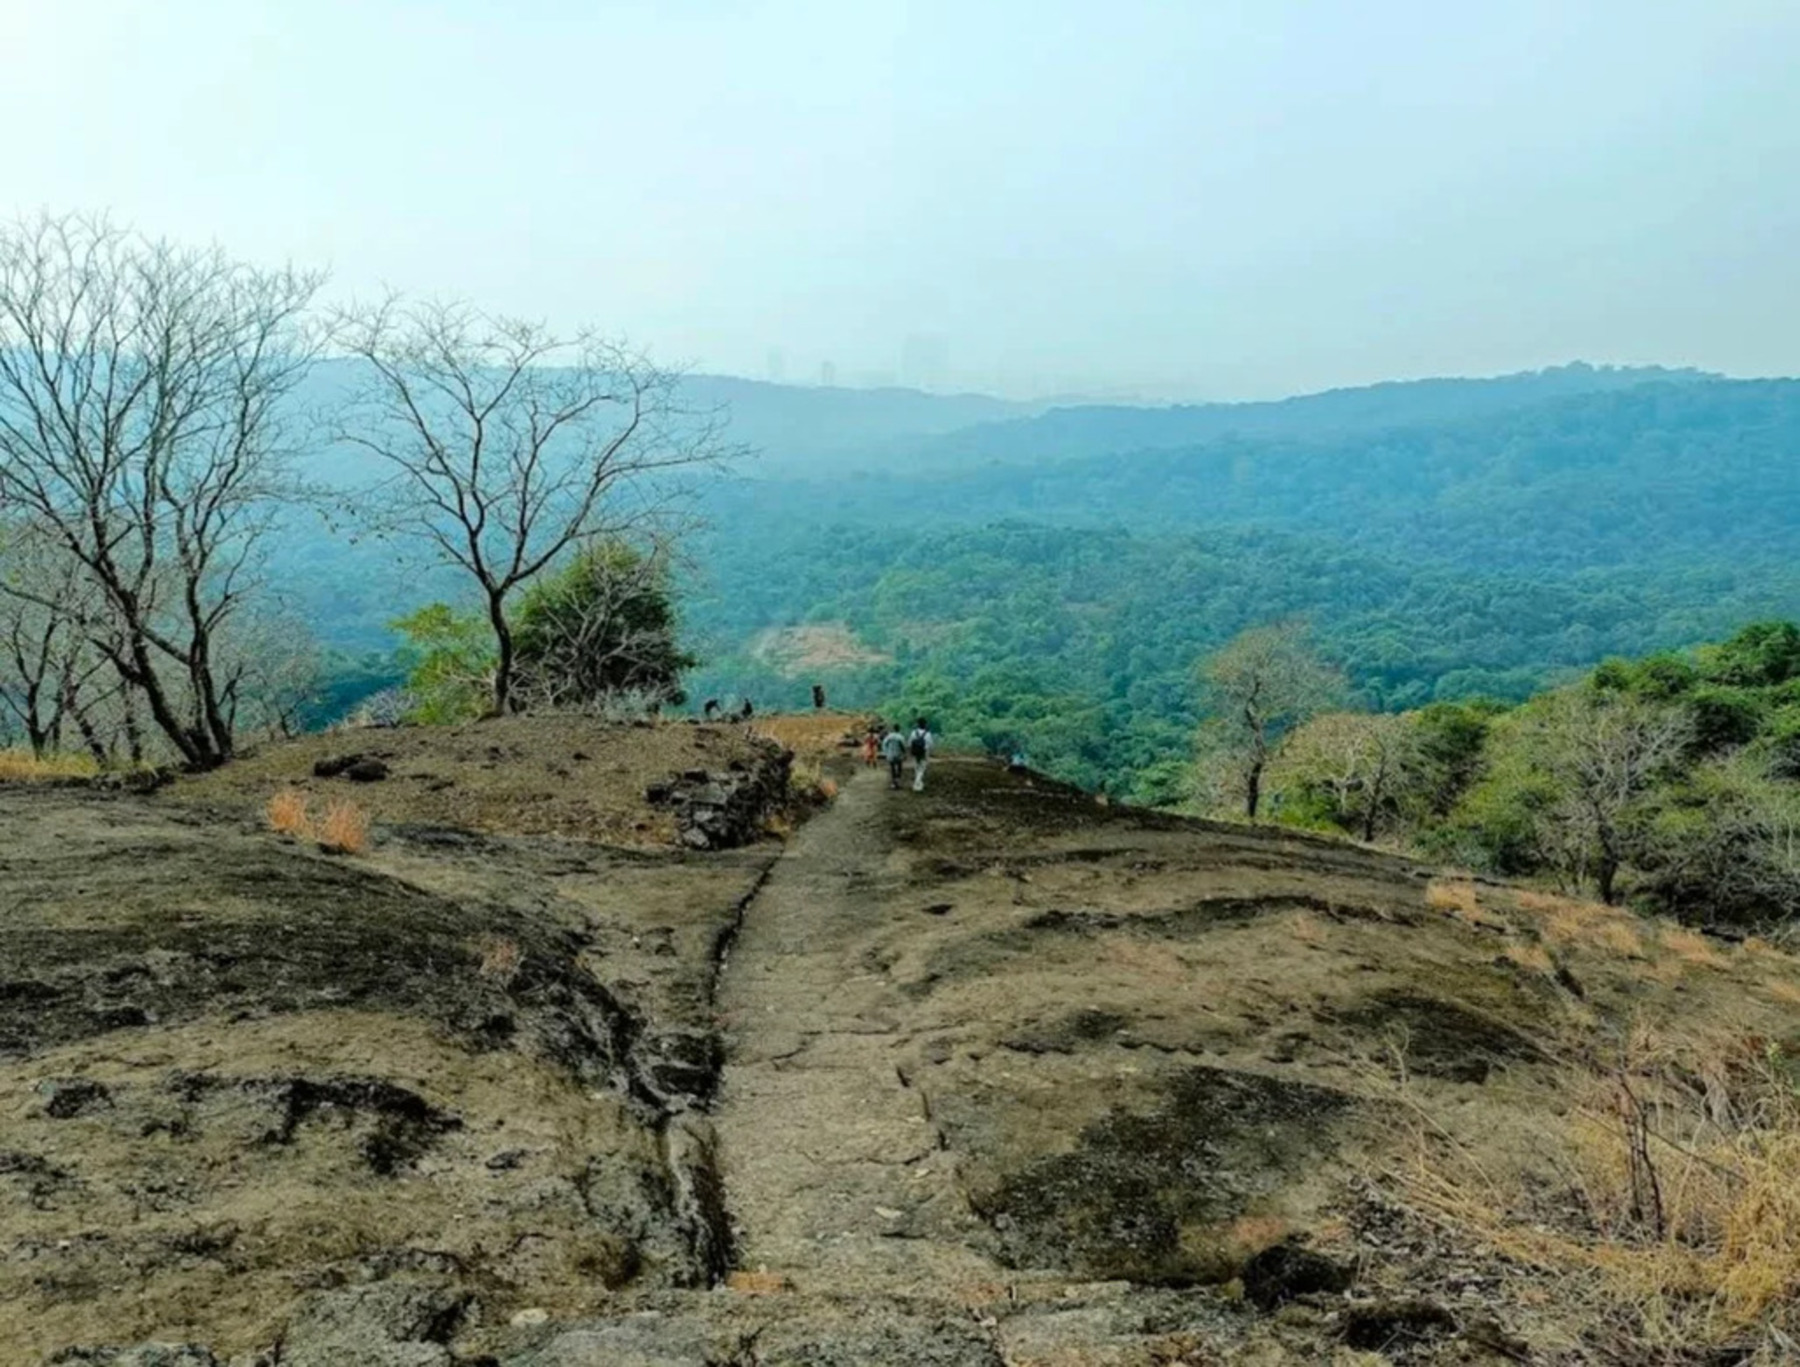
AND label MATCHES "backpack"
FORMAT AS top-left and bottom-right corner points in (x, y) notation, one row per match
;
(909, 731), (928, 760)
